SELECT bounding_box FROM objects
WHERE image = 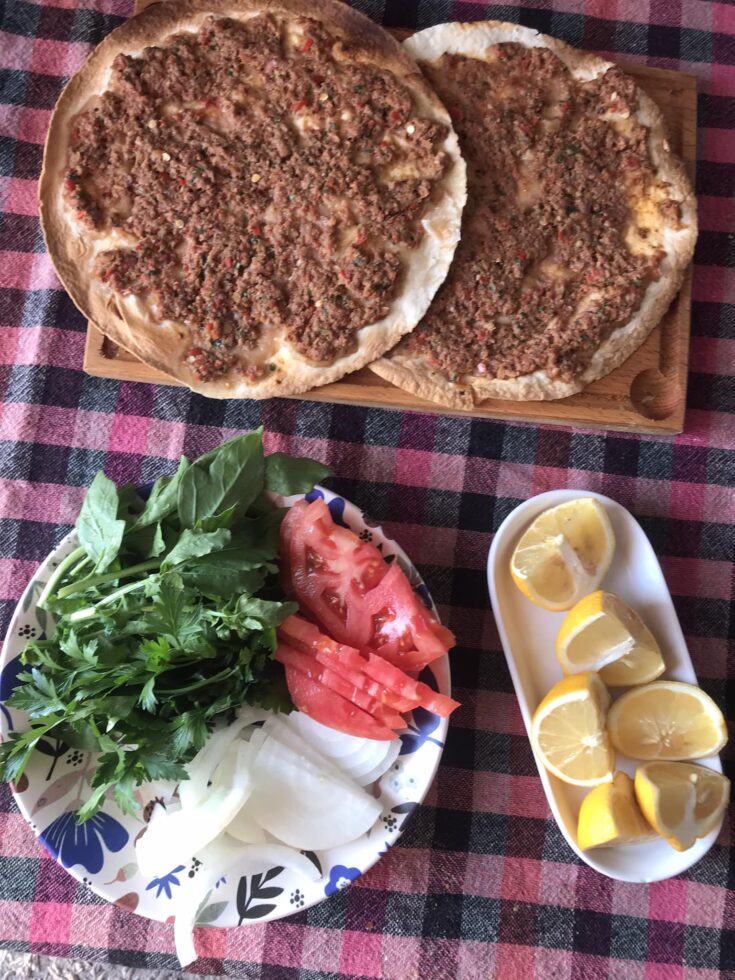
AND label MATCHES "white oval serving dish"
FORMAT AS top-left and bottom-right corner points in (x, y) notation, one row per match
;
(487, 489), (724, 883)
